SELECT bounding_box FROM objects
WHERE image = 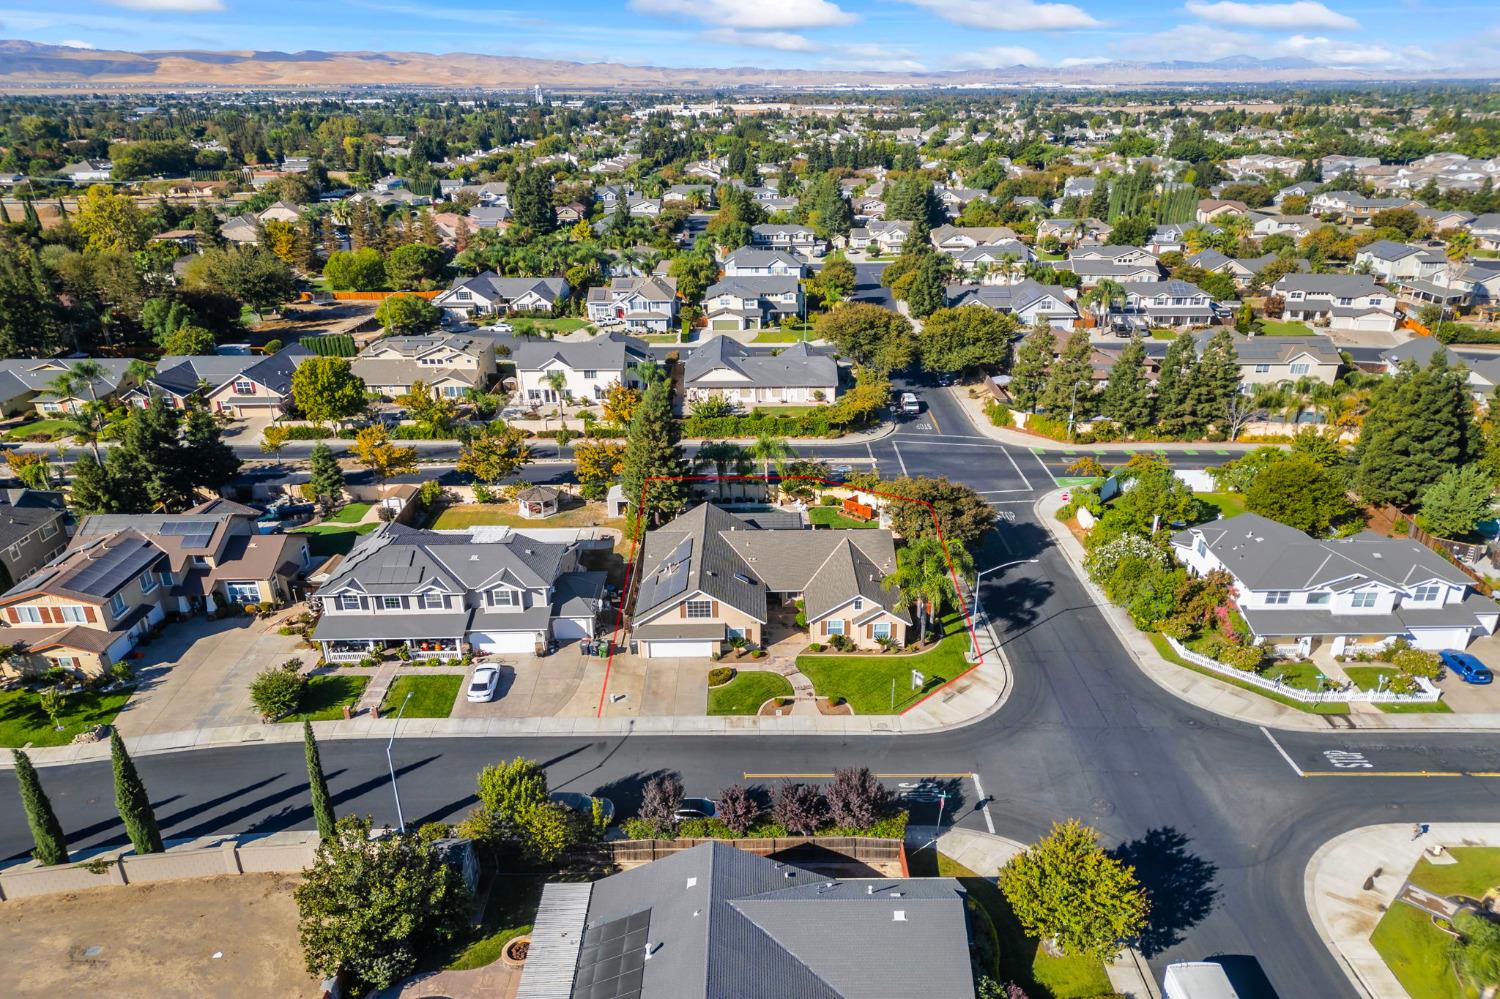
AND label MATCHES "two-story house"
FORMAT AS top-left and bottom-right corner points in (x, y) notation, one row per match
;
(631, 503), (910, 659)
(749, 223), (825, 259)
(494, 331), (649, 406)
(1353, 241), (1448, 284)
(1172, 512), (1499, 656)
(0, 490), (67, 590)
(585, 276), (679, 332)
(1185, 251), (1310, 289)
(683, 337), (838, 408)
(721, 248), (807, 278)
(846, 220), (910, 255)
(704, 277), (804, 332)
(1147, 223), (1220, 256)
(946, 281), (1080, 330)
(0, 358), (138, 418)
(1380, 337), (1500, 405)
(1116, 279), (1215, 328)
(352, 333), (496, 400)
(953, 242), (1036, 277)
(1272, 274), (1399, 332)
(311, 522), (606, 659)
(1190, 332), (1342, 387)
(1036, 218), (1111, 245)
(431, 272), (571, 319)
